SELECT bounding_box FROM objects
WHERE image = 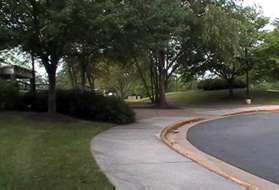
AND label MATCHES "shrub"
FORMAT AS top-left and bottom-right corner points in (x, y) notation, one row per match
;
(16, 91), (48, 112)
(0, 80), (19, 110)
(16, 90), (135, 124)
(197, 78), (246, 91)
